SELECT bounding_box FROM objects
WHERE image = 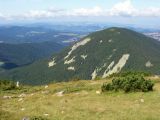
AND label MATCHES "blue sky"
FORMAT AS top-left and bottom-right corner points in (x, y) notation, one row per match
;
(0, 0), (160, 27)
